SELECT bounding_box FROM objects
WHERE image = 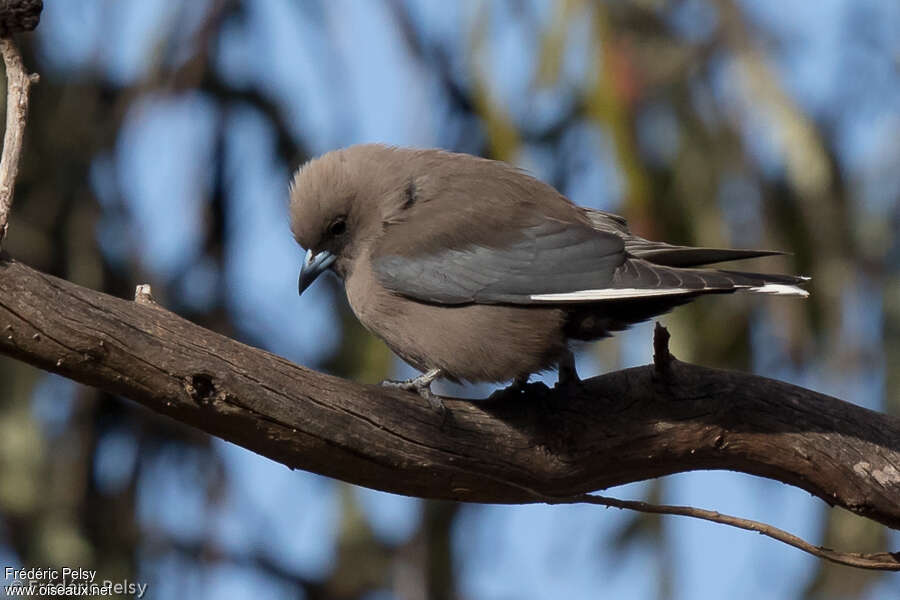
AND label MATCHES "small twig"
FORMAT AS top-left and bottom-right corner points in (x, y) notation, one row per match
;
(0, 36), (38, 246)
(134, 283), (158, 306)
(546, 493), (900, 571)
